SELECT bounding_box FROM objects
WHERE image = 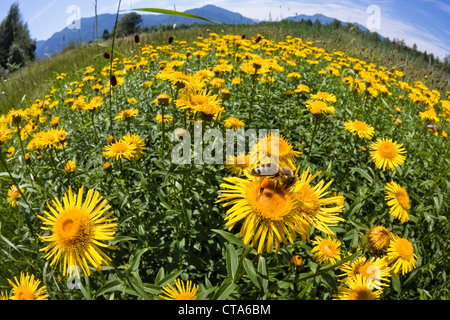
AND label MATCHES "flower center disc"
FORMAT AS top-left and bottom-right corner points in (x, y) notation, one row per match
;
(353, 121), (367, 131)
(249, 184), (291, 221)
(320, 241), (337, 257)
(111, 142), (129, 153)
(349, 287), (372, 300)
(54, 208), (92, 250)
(395, 188), (410, 210)
(396, 238), (414, 259)
(378, 141), (397, 159)
(16, 287), (35, 300)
